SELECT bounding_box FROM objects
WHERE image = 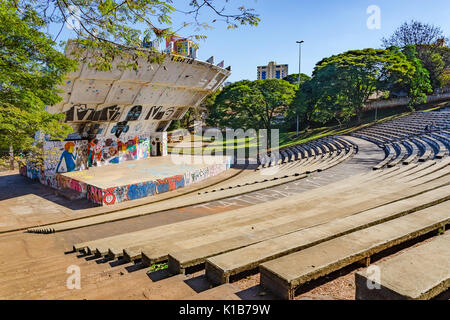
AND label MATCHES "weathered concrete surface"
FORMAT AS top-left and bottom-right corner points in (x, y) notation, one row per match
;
(186, 283), (241, 300)
(0, 165), (241, 233)
(204, 184), (450, 285)
(61, 155), (229, 189)
(163, 173), (449, 274)
(259, 202), (449, 300)
(355, 231), (450, 300)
